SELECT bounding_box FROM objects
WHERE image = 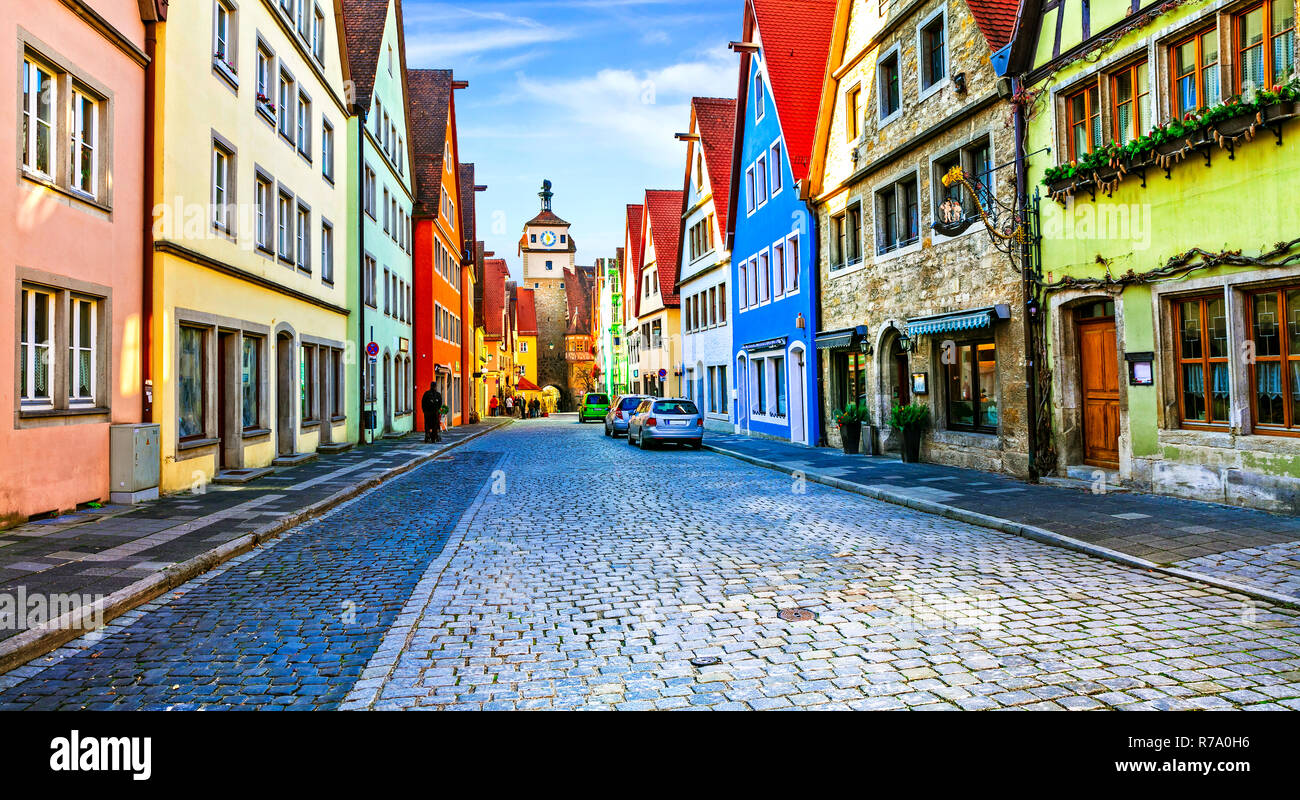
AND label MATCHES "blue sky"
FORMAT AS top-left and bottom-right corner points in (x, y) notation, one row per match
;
(402, 0), (742, 276)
